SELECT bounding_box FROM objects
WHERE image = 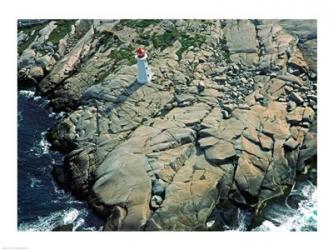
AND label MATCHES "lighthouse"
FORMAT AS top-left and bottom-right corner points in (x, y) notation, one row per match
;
(136, 47), (151, 84)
